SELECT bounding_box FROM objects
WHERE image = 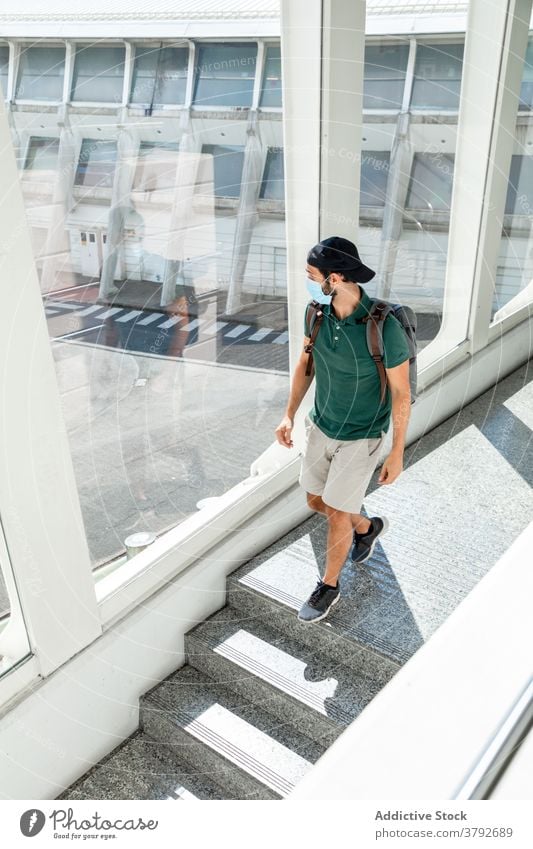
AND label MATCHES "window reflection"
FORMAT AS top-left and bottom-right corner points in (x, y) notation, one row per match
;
(193, 43), (257, 107)
(75, 139), (117, 188)
(131, 45), (188, 106)
(358, 40), (465, 350)
(0, 548), (32, 678)
(10, 37), (288, 568)
(363, 43), (409, 110)
(0, 44), (9, 98)
(71, 45), (125, 102)
(198, 144), (245, 197)
(405, 153), (455, 211)
(492, 39), (533, 325)
(360, 151), (390, 208)
(260, 147), (284, 201)
(25, 137), (60, 175)
(15, 44), (65, 101)
(518, 40), (533, 110)
(411, 43), (464, 110)
(260, 46), (282, 108)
